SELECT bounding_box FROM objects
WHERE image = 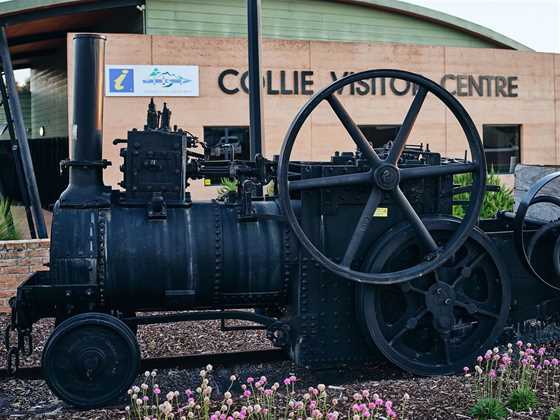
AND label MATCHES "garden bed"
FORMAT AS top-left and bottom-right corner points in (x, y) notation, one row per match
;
(0, 313), (558, 419)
